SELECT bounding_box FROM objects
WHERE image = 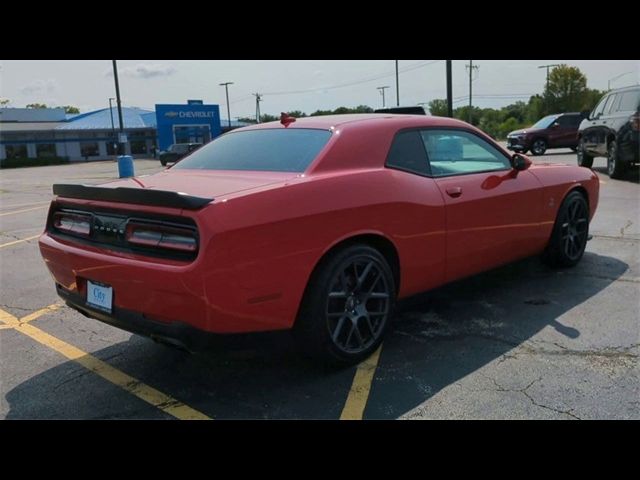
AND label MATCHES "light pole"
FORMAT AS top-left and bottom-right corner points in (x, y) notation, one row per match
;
(395, 60), (400, 106)
(377, 86), (390, 108)
(608, 72), (634, 90)
(112, 60), (125, 155)
(446, 60), (453, 117)
(108, 97), (116, 154)
(219, 82), (233, 129)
